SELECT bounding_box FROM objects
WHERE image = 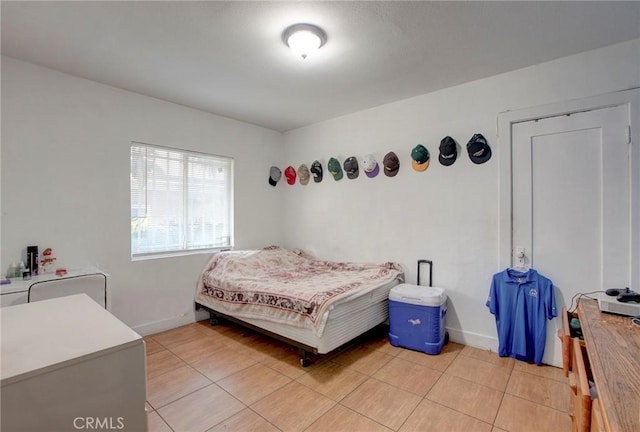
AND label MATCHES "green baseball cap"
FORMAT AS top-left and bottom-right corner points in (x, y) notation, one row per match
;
(328, 157), (343, 180)
(411, 144), (430, 172)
